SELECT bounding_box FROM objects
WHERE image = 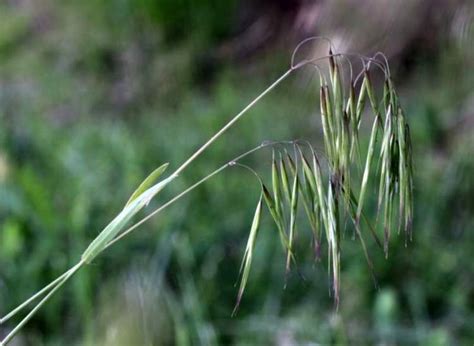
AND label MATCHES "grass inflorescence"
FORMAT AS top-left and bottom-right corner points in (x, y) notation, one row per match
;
(0, 37), (413, 345)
